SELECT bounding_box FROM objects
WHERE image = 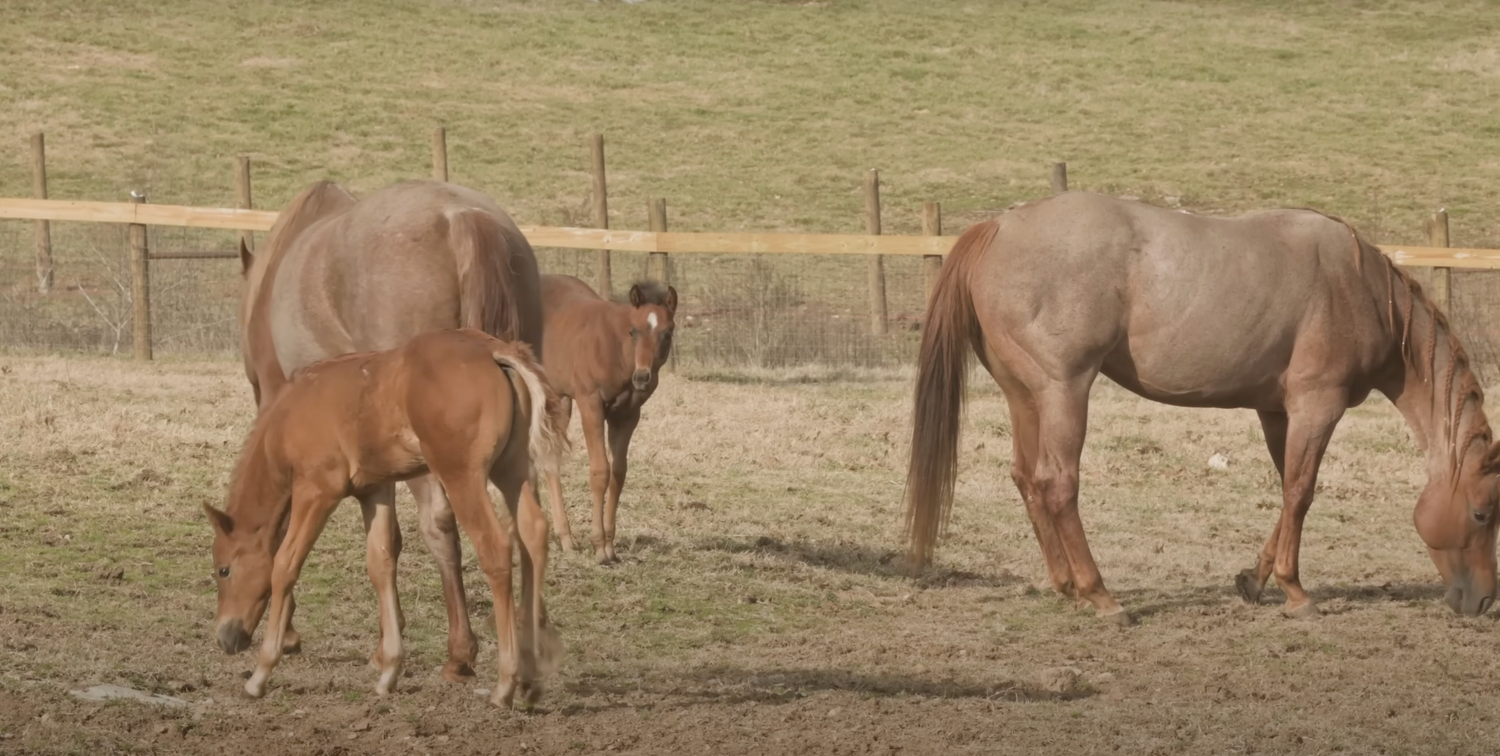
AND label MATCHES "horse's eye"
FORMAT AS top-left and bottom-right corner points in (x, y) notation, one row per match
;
(1475, 509), (1493, 526)
(217, 567), (230, 579)
(629, 328), (640, 338)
